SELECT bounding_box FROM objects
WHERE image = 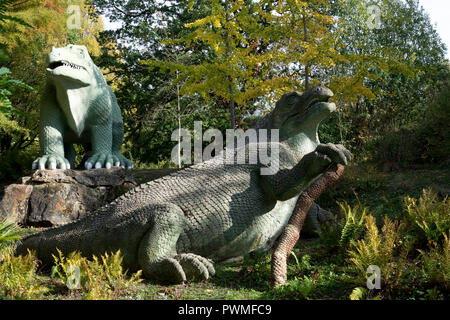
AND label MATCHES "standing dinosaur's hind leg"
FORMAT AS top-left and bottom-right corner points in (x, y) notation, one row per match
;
(138, 203), (214, 283)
